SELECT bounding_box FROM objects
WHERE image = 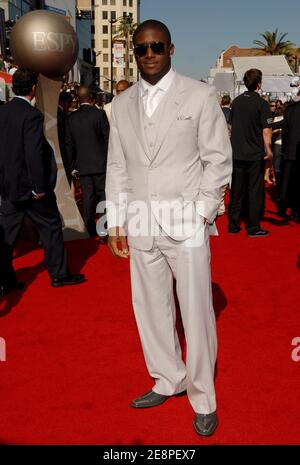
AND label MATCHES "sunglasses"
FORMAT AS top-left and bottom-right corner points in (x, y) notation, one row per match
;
(134, 41), (167, 57)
